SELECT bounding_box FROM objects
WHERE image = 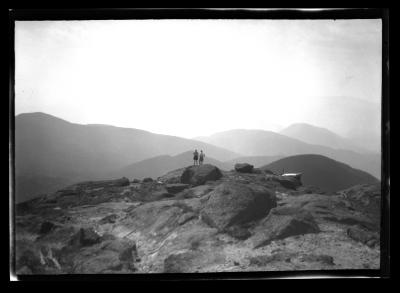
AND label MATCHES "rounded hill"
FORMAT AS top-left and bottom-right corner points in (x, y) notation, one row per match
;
(262, 154), (379, 193)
